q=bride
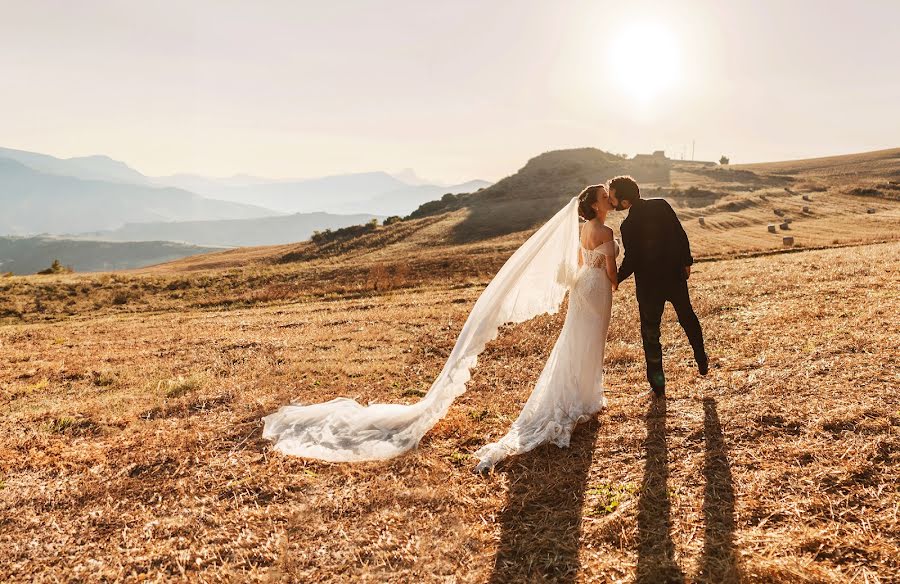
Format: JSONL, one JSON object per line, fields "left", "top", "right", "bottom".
{"left": 262, "top": 184, "right": 619, "bottom": 472}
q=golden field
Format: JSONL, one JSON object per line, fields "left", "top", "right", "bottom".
{"left": 1, "top": 149, "right": 899, "bottom": 582}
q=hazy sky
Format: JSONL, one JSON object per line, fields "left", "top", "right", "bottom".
{"left": 2, "top": 0, "right": 898, "bottom": 183}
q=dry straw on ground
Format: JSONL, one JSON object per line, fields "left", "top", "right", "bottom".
{"left": 1, "top": 241, "right": 898, "bottom": 582}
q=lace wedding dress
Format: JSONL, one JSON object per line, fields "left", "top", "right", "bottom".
{"left": 473, "top": 238, "right": 617, "bottom": 471}
{"left": 262, "top": 196, "right": 617, "bottom": 470}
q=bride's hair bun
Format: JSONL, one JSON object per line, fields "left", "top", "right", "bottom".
{"left": 577, "top": 185, "right": 602, "bottom": 221}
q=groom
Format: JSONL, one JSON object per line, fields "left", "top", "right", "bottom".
{"left": 608, "top": 175, "right": 708, "bottom": 397}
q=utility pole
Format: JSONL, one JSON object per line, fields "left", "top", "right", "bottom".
{"left": 691, "top": 140, "right": 695, "bottom": 161}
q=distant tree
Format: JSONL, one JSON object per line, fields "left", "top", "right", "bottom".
{"left": 719, "top": 155, "right": 730, "bottom": 165}
{"left": 37, "top": 259, "right": 73, "bottom": 275}
{"left": 367, "top": 218, "right": 379, "bottom": 228}
{"left": 383, "top": 216, "right": 402, "bottom": 226}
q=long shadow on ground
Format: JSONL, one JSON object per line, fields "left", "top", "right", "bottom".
{"left": 698, "top": 397, "right": 741, "bottom": 582}
{"left": 488, "top": 416, "right": 601, "bottom": 583}
{"left": 637, "top": 397, "right": 685, "bottom": 584}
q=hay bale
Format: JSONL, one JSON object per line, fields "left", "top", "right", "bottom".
{"left": 802, "top": 194, "right": 811, "bottom": 202}
{"left": 698, "top": 217, "right": 706, "bottom": 226}
{"left": 774, "top": 209, "right": 785, "bottom": 217}
{"left": 780, "top": 222, "right": 790, "bottom": 230}
{"left": 783, "top": 236, "right": 794, "bottom": 247}
{"left": 802, "top": 206, "right": 810, "bottom": 213}
{"left": 768, "top": 224, "right": 777, "bottom": 233}
{"left": 867, "top": 208, "right": 877, "bottom": 214}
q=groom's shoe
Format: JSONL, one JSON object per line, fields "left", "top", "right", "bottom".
{"left": 696, "top": 353, "right": 709, "bottom": 376}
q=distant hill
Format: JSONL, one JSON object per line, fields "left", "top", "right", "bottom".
{"left": 0, "top": 146, "right": 151, "bottom": 184}
{"left": 0, "top": 236, "right": 221, "bottom": 275}
{"left": 153, "top": 172, "right": 491, "bottom": 216}
{"left": 74, "top": 212, "right": 385, "bottom": 248}
{"left": 735, "top": 147, "right": 900, "bottom": 179}
{"left": 405, "top": 148, "right": 668, "bottom": 241}
{"left": 0, "top": 158, "right": 280, "bottom": 235}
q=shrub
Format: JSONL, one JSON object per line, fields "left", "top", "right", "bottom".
{"left": 112, "top": 291, "right": 130, "bottom": 305}
{"left": 37, "top": 259, "right": 73, "bottom": 275}
{"left": 719, "top": 155, "right": 730, "bottom": 165}
{"left": 310, "top": 221, "right": 379, "bottom": 245}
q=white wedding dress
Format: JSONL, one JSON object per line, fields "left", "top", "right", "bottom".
{"left": 262, "top": 196, "right": 618, "bottom": 471}
{"left": 473, "top": 238, "right": 617, "bottom": 471}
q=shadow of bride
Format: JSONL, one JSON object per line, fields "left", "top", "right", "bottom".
{"left": 636, "top": 397, "right": 685, "bottom": 584}
{"left": 697, "top": 397, "right": 741, "bottom": 583}
{"left": 488, "top": 416, "right": 601, "bottom": 583}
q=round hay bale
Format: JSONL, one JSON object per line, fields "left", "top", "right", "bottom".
{"left": 768, "top": 224, "right": 777, "bottom": 233}
{"left": 783, "top": 236, "right": 795, "bottom": 247}
{"left": 802, "top": 194, "right": 811, "bottom": 202}
{"left": 780, "top": 222, "right": 790, "bottom": 230}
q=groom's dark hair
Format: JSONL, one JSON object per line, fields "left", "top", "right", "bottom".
{"left": 608, "top": 175, "right": 640, "bottom": 203}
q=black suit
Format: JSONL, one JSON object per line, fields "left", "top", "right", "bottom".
{"left": 617, "top": 198, "right": 706, "bottom": 390}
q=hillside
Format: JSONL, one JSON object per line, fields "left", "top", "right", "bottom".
{"left": 145, "top": 147, "right": 900, "bottom": 275}
{"left": 0, "top": 158, "right": 280, "bottom": 235}
{"left": 734, "top": 147, "right": 900, "bottom": 179}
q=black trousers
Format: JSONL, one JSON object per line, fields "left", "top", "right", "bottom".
{"left": 635, "top": 277, "right": 706, "bottom": 390}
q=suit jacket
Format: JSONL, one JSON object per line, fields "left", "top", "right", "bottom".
{"left": 616, "top": 198, "right": 693, "bottom": 287}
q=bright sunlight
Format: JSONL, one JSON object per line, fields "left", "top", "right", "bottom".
{"left": 608, "top": 22, "right": 681, "bottom": 105}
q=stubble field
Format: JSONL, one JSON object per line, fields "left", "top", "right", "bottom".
{"left": 2, "top": 237, "right": 898, "bottom": 582}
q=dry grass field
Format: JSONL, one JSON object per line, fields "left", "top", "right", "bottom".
{"left": 1, "top": 149, "right": 899, "bottom": 582}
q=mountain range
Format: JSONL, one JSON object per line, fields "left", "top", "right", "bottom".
{"left": 0, "top": 145, "right": 489, "bottom": 234}
{"left": 0, "top": 145, "right": 489, "bottom": 271}
{"left": 151, "top": 172, "right": 490, "bottom": 216}
{"left": 0, "top": 157, "right": 278, "bottom": 235}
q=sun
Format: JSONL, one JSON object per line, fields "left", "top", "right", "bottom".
{"left": 608, "top": 22, "right": 681, "bottom": 104}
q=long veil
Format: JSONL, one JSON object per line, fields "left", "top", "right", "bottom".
{"left": 262, "top": 196, "right": 580, "bottom": 462}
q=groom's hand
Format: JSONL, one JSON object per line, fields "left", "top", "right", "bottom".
{"left": 684, "top": 265, "right": 691, "bottom": 279}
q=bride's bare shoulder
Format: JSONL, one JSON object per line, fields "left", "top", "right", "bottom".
{"left": 597, "top": 224, "right": 614, "bottom": 243}
{"left": 582, "top": 221, "right": 614, "bottom": 247}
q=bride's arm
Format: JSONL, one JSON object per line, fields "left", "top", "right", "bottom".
{"left": 605, "top": 254, "right": 618, "bottom": 291}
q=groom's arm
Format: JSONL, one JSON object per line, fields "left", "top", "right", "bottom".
{"left": 616, "top": 221, "right": 635, "bottom": 283}
{"left": 664, "top": 201, "right": 693, "bottom": 268}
